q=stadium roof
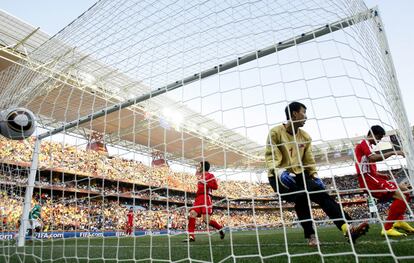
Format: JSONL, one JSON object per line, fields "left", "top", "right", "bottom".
{"left": 0, "top": 10, "right": 263, "bottom": 169}
{"left": 0, "top": 10, "right": 410, "bottom": 170}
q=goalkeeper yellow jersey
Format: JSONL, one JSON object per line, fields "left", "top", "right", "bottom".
{"left": 265, "top": 124, "right": 317, "bottom": 177}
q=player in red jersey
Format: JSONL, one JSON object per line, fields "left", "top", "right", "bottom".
{"left": 125, "top": 207, "right": 134, "bottom": 235}
{"left": 183, "top": 161, "right": 225, "bottom": 242}
{"left": 354, "top": 125, "right": 413, "bottom": 237}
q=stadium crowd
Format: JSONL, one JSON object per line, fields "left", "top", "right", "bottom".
{"left": 0, "top": 137, "right": 393, "bottom": 200}
{"left": 0, "top": 137, "right": 272, "bottom": 198}
{"left": 0, "top": 172, "right": 368, "bottom": 208}
{"left": 2, "top": 191, "right": 402, "bottom": 233}
{"left": 0, "top": 136, "right": 411, "bottom": 234}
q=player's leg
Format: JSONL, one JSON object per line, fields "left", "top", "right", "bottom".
{"left": 294, "top": 193, "right": 316, "bottom": 239}
{"left": 307, "top": 187, "right": 349, "bottom": 228}
{"left": 202, "top": 212, "right": 225, "bottom": 240}
{"left": 305, "top": 177, "right": 369, "bottom": 243}
{"left": 27, "top": 219, "right": 34, "bottom": 238}
{"left": 203, "top": 203, "right": 223, "bottom": 231}
{"left": 293, "top": 175, "right": 319, "bottom": 243}
{"left": 295, "top": 195, "right": 319, "bottom": 247}
{"left": 27, "top": 228, "right": 33, "bottom": 237}
{"left": 382, "top": 194, "right": 408, "bottom": 237}
{"left": 126, "top": 224, "right": 132, "bottom": 235}
{"left": 269, "top": 175, "right": 316, "bottom": 246}
{"left": 386, "top": 182, "right": 414, "bottom": 235}
{"left": 26, "top": 219, "right": 42, "bottom": 242}
{"left": 375, "top": 181, "right": 410, "bottom": 237}
{"left": 34, "top": 226, "right": 42, "bottom": 236}
{"left": 361, "top": 174, "right": 408, "bottom": 236}
{"left": 183, "top": 209, "right": 198, "bottom": 242}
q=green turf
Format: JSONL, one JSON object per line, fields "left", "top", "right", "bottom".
{"left": 1, "top": 225, "right": 413, "bottom": 263}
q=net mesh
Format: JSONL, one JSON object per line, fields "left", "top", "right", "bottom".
{"left": 0, "top": 0, "right": 413, "bottom": 262}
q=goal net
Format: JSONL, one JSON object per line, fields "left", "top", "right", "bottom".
{"left": 0, "top": 0, "right": 413, "bottom": 262}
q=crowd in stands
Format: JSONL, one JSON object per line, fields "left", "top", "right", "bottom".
{"left": 0, "top": 136, "right": 412, "bottom": 234}
{"left": 0, "top": 137, "right": 272, "bottom": 199}
{"left": 0, "top": 172, "right": 368, "bottom": 210}
{"left": 323, "top": 176, "right": 359, "bottom": 190}
{"left": 0, "top": 137, "right": 404, "bottom": 200}
{"left": 3, "top": 191, "right": 409, "bottom": 233}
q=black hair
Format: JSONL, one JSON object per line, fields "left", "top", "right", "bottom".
{"left": 285, "top": 101, "right": 306, "bottom": 120}
{"left": 368, "top": 125, "right": 386, "bottom": 137}
{"left": 200, "top": 161, "right": 210, "bottom": 172}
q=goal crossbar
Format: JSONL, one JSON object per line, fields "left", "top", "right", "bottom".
{"left": 37, "top": 8, "right": 376, "bottom": 140}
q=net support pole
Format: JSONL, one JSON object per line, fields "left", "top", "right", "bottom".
{"left": 36, "top": 8, "right": 374, "bottom": 141}
{"left": 17, "top": 138, "right": 41, "bottom": 247}
{"left": 374, "top": 11, "right": 414, "bottom": 184}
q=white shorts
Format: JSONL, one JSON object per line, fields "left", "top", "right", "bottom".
{"left": 30, "top": 219, "right": 42, "bottom": 229}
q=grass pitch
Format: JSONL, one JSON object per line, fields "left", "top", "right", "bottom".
{"left": 1, "top": 225, "right": 413, "bottom": 263}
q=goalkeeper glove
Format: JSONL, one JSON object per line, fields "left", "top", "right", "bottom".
{"left": 278, "top": 169, "right": 297, "bottom": 189}
{"left": 313, "top": 177, "right": 325, "bottom": 189}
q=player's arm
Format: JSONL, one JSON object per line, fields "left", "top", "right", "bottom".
{"left": 303, "top": 140, "right": 317, "bottom": 178}
{"left": 197, "top": 173, "right": 218, "bottom": 190}
{"left": 303, "top": 140, "right": 325, "bottom": 188}
{"left": 265, "top": 130, "right": 283, "bottom": 175}
{"left": 206, "top": 175, "right": 218, "bottom": 190}
{"left": 265, "top": 130, "right": 300, "bottom": 189}
{"left": 376, "top": 171, "right": 392, "bottom": 179}
{"left": 360, "top": 139, "right": 404, "bottom": 162}
{"left": 368, "top": 150, "right": 404, "bottom": 162}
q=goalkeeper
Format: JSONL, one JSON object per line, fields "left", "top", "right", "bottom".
{"left": 265, "top": 101, "right": 369, "bottom": 246}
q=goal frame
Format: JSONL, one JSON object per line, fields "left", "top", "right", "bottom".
{"left": 15, "top": 7, "right": 414, "bottom": 248}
